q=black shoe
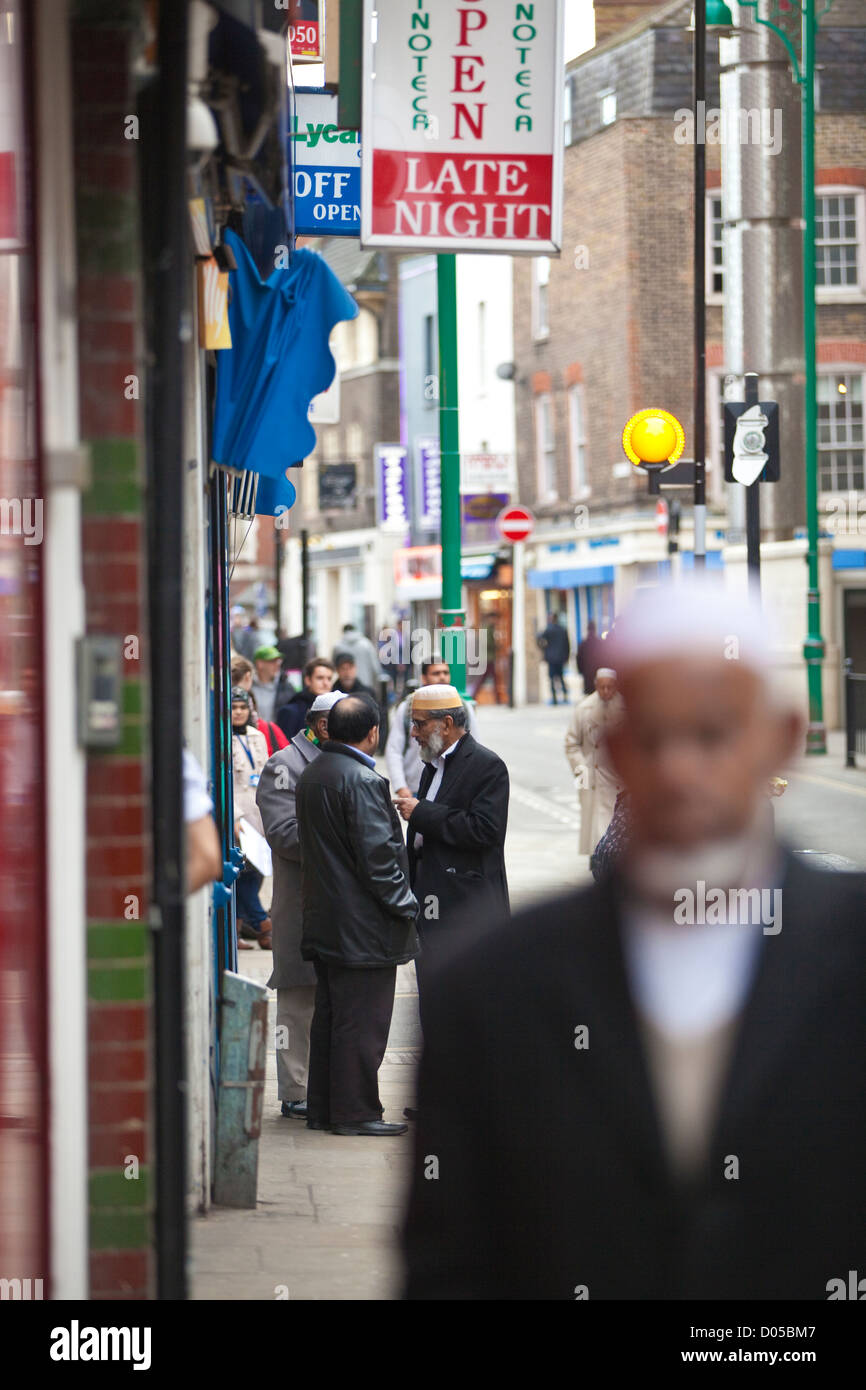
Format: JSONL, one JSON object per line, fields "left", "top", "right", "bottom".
{"left": 332, "top": 1120, "right": 408, "bottom": 1137}
{"left": 281, "top": 1100, "right": 307, "bottom": 1118}
{"left": 306, "top": 1118, "right": 331, "bottom": 1131}
{"left": 403, "top": 1107, "right": 419, "bottom": 1121}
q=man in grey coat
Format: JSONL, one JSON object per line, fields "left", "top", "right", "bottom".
{"left": 256, "top": 690, "right": 347, "bottom": 1119}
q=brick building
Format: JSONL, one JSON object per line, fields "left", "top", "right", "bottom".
{"left": 513, "top": 0, "right": 866, "bottom": 715}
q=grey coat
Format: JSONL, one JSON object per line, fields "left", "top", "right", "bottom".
{"left": 255, "top": 731, "right": 319, "bottom": 990}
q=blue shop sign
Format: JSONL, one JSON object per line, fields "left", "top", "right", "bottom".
{"left": 291, "top": 90, "right": 361, "bottom": 237}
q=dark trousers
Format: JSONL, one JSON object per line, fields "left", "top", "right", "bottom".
{"left": 307, "top": 960, "right": 397, "bottom": 1126}
{"left": 414, "top": 921, "right": 464, "bottom": 1040}
{"left": 236, "top": 864, "right": 267, "bottom": 927}
{"left": 547, "top": 662, "right": 568, "bottom": 702}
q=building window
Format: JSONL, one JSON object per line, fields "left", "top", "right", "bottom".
{"left": 346, "top": 422, "right": 363, "bottom": 459}
{"left": 708, "top": 195, "right": 724, "bottom": 297}
{"left": 815, "top": 190, "right": 864, "bottom": 296}
{"left": 423, "top": 312, "right": 436, "bottom": 406}
{"left": 568, "top": 384, "right": 588, "bottom": 495}
{"left": 599, "top": 89, "right": 616, "bottom": 127}
{"left": 532, "top": 256, "right": 550, "bottom": 340}
{"left": 818, "top": 372, "right": 864, "bottom": 493}
{"left": 564, "top": 76, "right": 574, "bottom": 145}
{"left": 535, "top": 393, "right": 557, "bottom": 500}
{"left": 477, "top": 300, "right": 486, "bottom": 389}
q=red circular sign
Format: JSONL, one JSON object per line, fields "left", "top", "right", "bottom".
{"left": 655, "top": 498, "right": 669, "bottom": 535}
{"left": 497, "top": 505, "right": 535, "bottom": 543}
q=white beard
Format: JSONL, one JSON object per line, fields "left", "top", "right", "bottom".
{"left": 418, "top": 729, "right": 445, "bottom": 764}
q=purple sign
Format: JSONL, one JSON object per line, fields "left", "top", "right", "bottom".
{"left": 375, "top": 443, "right": 410, "bottom": 533}
{"left": 417, "top": 436, "right": 441, "bottom": 531}
{"left": 462, "top": 492, "right": 511, "bottom": 545}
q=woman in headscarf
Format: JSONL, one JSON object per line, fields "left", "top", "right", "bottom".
{"left": 231, "top": 686, "right": 272, "bottom": 950}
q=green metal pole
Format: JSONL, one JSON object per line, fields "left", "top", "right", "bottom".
{"left": 801, "top": 0, "right": 826, "bottom": 753}
{"left": 436, "top": 252, "right": 466, "bottom": 694}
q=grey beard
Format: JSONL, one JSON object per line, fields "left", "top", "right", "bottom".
{"left": 418, "top": 729, "right": 445, "bottom": 763}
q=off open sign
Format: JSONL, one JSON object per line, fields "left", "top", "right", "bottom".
{"left": 291, "top": 92, "right": 362, "bottom": 237}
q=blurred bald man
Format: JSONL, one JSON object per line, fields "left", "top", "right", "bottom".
{"left": 403, "top": 580, "right": 866, "bottom": 1299}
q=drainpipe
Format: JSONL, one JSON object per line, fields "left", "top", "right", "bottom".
{"left": 140, "top": 0, "right": 189, "bottom": 1300}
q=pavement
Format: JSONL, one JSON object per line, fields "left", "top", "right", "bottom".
{"left": 189, "top": 697, "right": 866, "bottom": 1300}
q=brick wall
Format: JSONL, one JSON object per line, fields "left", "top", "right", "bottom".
{"left": 72, "top": 6, "right": 153, "bottom": 1300}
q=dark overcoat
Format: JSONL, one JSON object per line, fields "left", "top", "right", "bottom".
{"left": 407, "top": 733, "right": 509, "bottom": 927}
{"left": 255, "top": 730, "right": 318, "bottom": 990}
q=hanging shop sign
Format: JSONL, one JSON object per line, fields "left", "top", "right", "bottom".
{"left": 375, "top": 443, "right": 410, "bottom": 533}
{"left": 291, "top": 90, "right": 361, "bottom": 236}
{"left": 461, "top": 452, "right": 514, "bottom": 494}
{"left": 463, "top": 492, "right": 511, "bottom": 546}
{"left": 417, "top": 435, "right": 441, "bottom": 530}
{"left": 309, "top": 370, "right": 340, "bottom": 425}
{"left": 289, "top": 0, "right": 324, "bottom": 63}
{"left": 319, "top": 462, "right": 357, "bottom": 511}
{"left": 361, "top": 0, "right": 564, "bottom": 253}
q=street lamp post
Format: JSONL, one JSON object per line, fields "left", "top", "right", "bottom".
{"left": 734, "top": 0, "right": 830, "bottom": 754}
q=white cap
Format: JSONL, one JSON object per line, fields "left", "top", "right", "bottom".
{"left": 309, "top": 691, "right": 348, "bottom": 714}
{"left": 596, "top": 667, "right": 617, "bottom": 679}
{"left": 608, "top": 578, "right": 775, "bottom": 679}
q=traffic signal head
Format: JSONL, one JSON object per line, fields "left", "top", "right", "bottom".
{"left": 622, "top": 409, "right": 686, "bottom": 469}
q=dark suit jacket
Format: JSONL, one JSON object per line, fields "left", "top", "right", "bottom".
{"left": 403, "top": 852, "right": 866, "bottom": 1299}
{"left": 407, "top": 733, "right": 509, "bottom": 927}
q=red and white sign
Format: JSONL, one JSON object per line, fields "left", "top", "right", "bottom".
{"left": 655, "top": 498, "right": 669, "bottom": 535}
{"left": 497, "top": 505, "right": 535, "bottom": 543}
{"left": 289, "top": 1, "right": 323, "bottom": 63}
{"left": 361, "top": 0, "right": 564, "bottom": 253}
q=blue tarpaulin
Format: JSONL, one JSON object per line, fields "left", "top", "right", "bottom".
{"left": 213, "top": 228, "right": 358, "bottom": 493}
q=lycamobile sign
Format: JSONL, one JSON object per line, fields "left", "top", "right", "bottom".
{"left": 361, "top": 0, "right": 564, "bottom": 253}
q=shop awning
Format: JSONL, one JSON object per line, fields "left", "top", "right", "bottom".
{"left": 528, "top": 563, "right": 615, "bottom": 589}
{"left": 213, "top": 228, "right": 358, "bottom": 483}
{"left": 461, "top": 553, "right": 498, "bottom": 581}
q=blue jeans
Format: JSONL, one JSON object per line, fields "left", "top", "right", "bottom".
{"left": 236, "top": 864, "right": 267, "bottom": 928}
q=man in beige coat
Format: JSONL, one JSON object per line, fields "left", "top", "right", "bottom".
{"left": 565, "top": 668, "right": 626, "bottom": 854}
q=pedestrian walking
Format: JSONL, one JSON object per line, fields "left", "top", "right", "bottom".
{"left": 394, "top": 684, "right": 509, "bottom": 1048}
{"left": 332, "top": 621, "right": 383, "bottom": 695}
{"left": 251, "top": 644, "right": 293, "bottom": 722}
{"left": 275, "top": 657, "right": 334, "bottom": 739}
{"left": 565, "top": 668, "right": 625, "bottom": 854}
{"left": 256, "top": 691, "right": 347, "bottom": 1119}
{"left": 230, "top": 686, "right": 271, "bottom": 950}
{"left": 233, "top": 654, "right": 288, "bottom": 755}
{"left": 537, "top": 612, "right": 571, "bottom": 704}
{"left": 385, "top": 656, "right": 479, "bottom": 797}
{"left": 403, "top": 580, "right": 866, "bottom": 1300}
{"left": 297, "top": 693, "right": 418, "bottom": 1136}
{"left": 576, "top": 618, "right": 604, "bottom": 696}
{"left": 332, "top": 655, "right": 375, "bottom": 698}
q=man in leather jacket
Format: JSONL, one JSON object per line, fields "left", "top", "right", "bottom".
{"left": 296, "top": 693, "right": 418, "bottom": 1137}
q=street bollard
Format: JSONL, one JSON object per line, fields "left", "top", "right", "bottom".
{"left": 213, "top": 970, "right": 269, "bottom": 1208}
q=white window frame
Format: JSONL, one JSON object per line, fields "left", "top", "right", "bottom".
{"left": 815, "top": 187, "right": 866, "bottom": 302}
{"left": 706, "top": 193, "right": 724, "bottom": 303}
{"left": 817, "top": 366, "right": 865, "bottom": 497}
{"left": 564, "top": 76, "right": 574, "bottom": 146}
{"left": 568, "top": 383, "right": 589, "bottom": 498}
{"left": 535, "top": 393, "right": 557, "bottom": 502}
{"left": 599, "top": 89, "right": 616, "bottom": 127}
{"left": 531, "top": 256, "right": 550, "bottom": 341}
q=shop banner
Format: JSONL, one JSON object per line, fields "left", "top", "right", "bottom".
{"left": 417, "top": 435, "right": 441, "bottom": 530}
{"left": 361, "top": 0, "right": 564, "bottom": 252}
{"left": 461, "top": 452, "right": 515, "bottom": 494}
{"left": 375, "top": 444, "right": 410, "bottom": 533}
{"left": 291, "top": 91, "right": 361, "bottom": 236}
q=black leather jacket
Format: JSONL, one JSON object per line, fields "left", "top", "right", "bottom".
{"left": 297, "top": 742, "right": 419, "bottom": 967}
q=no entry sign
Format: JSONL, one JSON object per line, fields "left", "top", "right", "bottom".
{"left": 497, "top": 505, "right": 534, "bottom": 543}
{"left": 361, "top": 0, "right": 564, "bottom": 253}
